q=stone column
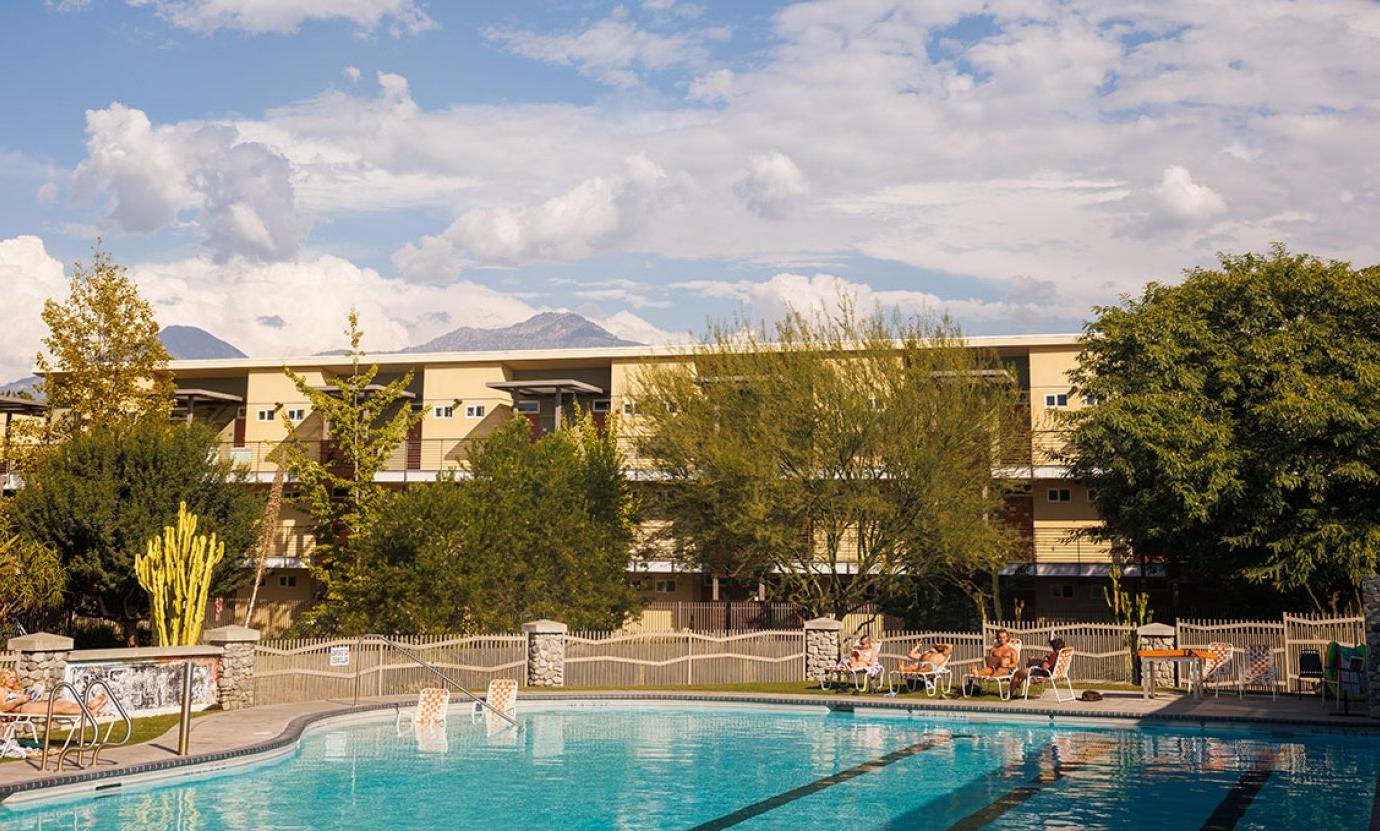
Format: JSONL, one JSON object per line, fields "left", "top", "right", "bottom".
{"left": 1363, "top": 576, "right": 1380, "bottom": 718}
{"left": 523, "top": 620, "right": 568, "bottom": 687}
{"left": 804, "top": 618, "right": 843, "bottom": 681}
{"left": 1136, "top": 622, "right": 1177, "bottom": 689}
{"left": 204, "top": 625, "right": 261, "bottom": 710}
{"left": 6, "top": 632, "right": 73, "bottom": 691}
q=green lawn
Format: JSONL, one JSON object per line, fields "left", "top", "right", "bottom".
{"left": 1, "top": 710, "right": 212, "bottom": 764}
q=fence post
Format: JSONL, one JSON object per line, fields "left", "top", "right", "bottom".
{"left": 803, "top": 618, "right": 842, "bottom": 681}
{"left": 1363, "top": 576, "right": 1380, "bottom": 718}
{"left": 204, "top": 625, "right": 260, "bottom": 710}
{"left": 5, "top": 632, "right": 73, "bottom": 692}
{"left": 686, "top": 633, "right": 693, "bottom": 685}
{"left": 523, "top": 620, "right": 568, "bottom": 687}
{"left": 1136, "top": 622, "right": 1176, "bottom": 689}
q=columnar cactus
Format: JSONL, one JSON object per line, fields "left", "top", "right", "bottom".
{"left": 135, "top": 502, "right": 225, "bottom": 646}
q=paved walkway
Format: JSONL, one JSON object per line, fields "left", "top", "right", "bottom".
{"left": 1, "top": 689, "right": 1373, "bottom": 801}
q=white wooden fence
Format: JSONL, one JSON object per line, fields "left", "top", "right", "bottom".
{"left": 1177, "top": 614, "right": 1363, "bottom": 692}
{"left": 564, "top": 630, "right": 804, "bottom": 687}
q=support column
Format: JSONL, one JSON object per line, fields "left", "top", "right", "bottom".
{"left": 1136, "top": 622, "right": 1176, "bottom": 689}
{"left": 803, "top": 617, "right": 842, "bottom": 681}
{"left": 1363, "top": 576, "right": 1380, "bottom": 718}
{"left": 6, "top": 632, "right": 73, "bottom": 691}
{"left": 523, "top": 619, "right": 568, "bottom": 687}
{"left": 204, "top": 625, "right": 261, "bottom": 710}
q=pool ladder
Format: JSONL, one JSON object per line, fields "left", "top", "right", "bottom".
{"left": 353, "top": 634, "right": 522, "bottom": 731}
{"left": 38, "top": 680, "right": 133, "bottom": 772}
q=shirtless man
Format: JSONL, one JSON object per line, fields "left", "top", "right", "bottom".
{"left": 971, "top": 629, "right": 1018, "bottom": 677}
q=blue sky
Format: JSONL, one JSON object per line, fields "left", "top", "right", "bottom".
{"left": 1, "top": 0, "right": 1377, "bottom": 378}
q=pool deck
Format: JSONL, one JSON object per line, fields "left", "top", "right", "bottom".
{"left": 2, "top": 689, "right": 1375, "bottom": 804}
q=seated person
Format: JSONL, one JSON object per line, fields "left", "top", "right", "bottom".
{"left": 846, "top": 636, "right": 880, "bottom": 670}
{"left": 900, "top": 643, "right": 953, "bottom": 673}
{"left": 970, "top": 629, "right": 1019, "bottom": 677}
{"left": 0, "top": 670, "right": 107, "bottom": 716}
{"left": 1014, "top": 638, "right": 1066, "bottom": 686}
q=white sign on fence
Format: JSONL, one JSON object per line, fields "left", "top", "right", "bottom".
{"left": 329, "top": 645, "right": 350, "bottom": 667}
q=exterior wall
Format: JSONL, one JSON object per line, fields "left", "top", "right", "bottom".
{"left": 1031, "top": 480, "right": 1111, "bottom": 563}
{"left": 419, "top": 363, "right": 513, "bottom": 463}
{"left": 1027, "top": 346, "right": 1084, "bottom": 465}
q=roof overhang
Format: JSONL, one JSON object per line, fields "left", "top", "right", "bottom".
{"left": 313, "top": 383, "right": 416, "bottom": 400}
{"left": 0, "top": 395, "right": 48, "bottom": 415}
{"left": 173, "top": 388, "right": 244, "bottom": 403}
{"left": 487, "top": 379, "right": 604, "bottom": 396}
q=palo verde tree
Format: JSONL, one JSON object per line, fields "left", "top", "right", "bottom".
{"left": 10, "top": 421, "right": 259, "bottom": 644}
{"left": 1066, "top": 247, "right": 1380, "bottom": 613}
{"left": 633, "top": 304, "right": 1022, "bottom": 620}
{"left": 281, "top": 310, "right": 424, "bottom": 612}
{"left": 313, "top": 412, "right": 639, "bottom": 635}
{"left": 34, "top": 244, "right": 173, "bottom": 438}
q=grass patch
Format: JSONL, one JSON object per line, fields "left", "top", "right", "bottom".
{"left": 2, "top": 710, "right": 214, "bottom": 764}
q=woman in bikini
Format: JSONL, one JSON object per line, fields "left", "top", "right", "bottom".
{"left": 0, "top": 670, "right": 107, "bottom": 716}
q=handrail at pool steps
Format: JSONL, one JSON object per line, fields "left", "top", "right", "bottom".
{"left": 38, "top": 680, "right": 133, "bottom": 772}
{"left": 352, "top": 634, "right": 521, "bottom": 730}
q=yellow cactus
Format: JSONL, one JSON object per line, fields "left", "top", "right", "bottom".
{"left": 135, "top": 502, "right": 225, "bottom": 646}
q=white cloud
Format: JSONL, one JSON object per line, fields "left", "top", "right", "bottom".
{"left": 0, "top": 236, "right": 68, "bottom": 381}
{"left": 343, "top": 65, "right": 362, "bottom": 82}
{"left": 35, "top": 183, "right": 59, "bottom": 206}
{"left": 1152, "top": 165, "right": 1228, "bottom": 222}
{"left": 126, "top": 0, "right": 435, "bottom": 35}
{"left": 392, "top": 155, "right": 674, "bottom": 280}
{"left": 733, "top": 152, "right": 809, "bottom": 219}
{"left": 687, "top": 68, "right": 733, "bottom": 102}
{"left": 589, "top": 309, "right": 680, "bottom": 344}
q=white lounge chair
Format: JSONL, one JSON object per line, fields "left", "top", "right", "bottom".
{"left": 396, "top": 687, "right": 451, "bottom": 731}
{"left": 1237, "top": 645, "right": 1277, "bottom": 700}
{"left": 963, "top": 639, "right": 1021, "bottom": 700}
{"left": 1021, "top": 647, "right": 1077, "bottom": 702}
{"left": 473, "top": 679, "right": 518, "bottom": 721}
{"left": 888, "top": 656, "right": 953, "bottom": 696}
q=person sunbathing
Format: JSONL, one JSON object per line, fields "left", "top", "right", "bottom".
{"left": 846, "top": 636, "right": 880, "bottom": 670}
{"left": 0, "top": 671, "right": 107, "bottom": 716}
{"left": 900, "top": 643, "right": 953, "bottom": 673}
{"left": 971, "top": 629, "right": 1018, "bottom": 677}
{"left": 1014, "top": 638, "right": 1066, "bottom": 686}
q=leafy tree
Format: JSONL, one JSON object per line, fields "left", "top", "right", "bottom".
{"left": 9, "top": 422, "right": 260, "bottom": 643}
{"left": 0, "top": 532, "right": 65, "bottom": 639}
{"left": 315, "top": 413, "right": 639, "bottom": 635}
{"left": 632, "top": 306, "right": 1022, "bottom": 619}
{"left": 281, "top": 310, "right": 423, "bottom": 612}
{"left": 34, "top": 245, "right": 173, "bottom": 437}
{"left": 1067, "top": 247, "right": 1380, "bottom": 611}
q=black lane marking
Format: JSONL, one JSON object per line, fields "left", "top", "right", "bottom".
{"left": 685, "top": 734, "right": 957, "bottom": 831}
{"left": 940, "top": 738, "right": 1120, "bottom": 831}
{"left": 1200, "top": 752, "right": 1276, "bottom": 831}
{"left": 1371, "top": 769, "right": 1380, "bottom": 831}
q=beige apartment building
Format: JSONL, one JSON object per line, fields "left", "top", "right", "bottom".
{"left": 108, "top": 333, "right": 1130, "bottom": 631}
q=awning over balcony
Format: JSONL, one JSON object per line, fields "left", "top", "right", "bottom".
{"left": 0, "top": 394, "right": 47, "bottom": 416}
{"left": 313, "top": 383, "right": 417, "bottom": 399}
{"left": 485, "top": 379, "right": 604, "bottom": 396}
{"left": 173, "top": 388, "right": 244, "bottom": 404}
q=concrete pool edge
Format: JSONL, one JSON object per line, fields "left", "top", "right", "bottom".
{"left": 3, "top": 691, "right": 1377, "bottom": 807}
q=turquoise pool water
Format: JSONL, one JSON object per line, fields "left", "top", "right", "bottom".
{"left": 4, "top": 704, "right": 1377, "bottom": 830}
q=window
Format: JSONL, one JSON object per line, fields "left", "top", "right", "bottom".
{"left": 256, "top": 408, "right": 275, "bottom": 422}
{"left": 285, "top": 408, "right": 306, "bottom": 422}
{"left": 465, "top": 404, "right": 486, "bottom": 418}
{"left": 1047, "top": 488, "right": 1072, "bottom": 503}
{"left": 1049, "top": 584, "right": 1075, "bottom": 599}
{"left": 516, "top": 401, "right": 539, "bottom": 414}
{"left": 278, "top": 575, "right": 297, "bottom": 589}
{"left": 622, "top": 401, "right": 636, "bottom": 415}
{"left": 434, "top": 405, "right": 454, "bottom": 419}
{"left": 654, "top": 579, "right": 677, "bottom": 594}
{"left": 592, "top": 399, "right": 611, "bottom": 414}
{"left": 1044, "top": 393, "right": 1069, "bottom": 408}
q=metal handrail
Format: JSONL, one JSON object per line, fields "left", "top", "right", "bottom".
{"left": 353, "top": 634, "right": 521, "bottom": 730}
{"left": 38, "top": 682, "right": 96, "bottom": 772}
{"left": 82, "top": 679, "right": 134, "bottom": 767}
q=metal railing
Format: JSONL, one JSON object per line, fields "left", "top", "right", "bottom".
{"left": 353, "top": 635, "right": 520, "bottom": 729}
{"left": 38, "top": 679, "right": 133, "bottom": 772}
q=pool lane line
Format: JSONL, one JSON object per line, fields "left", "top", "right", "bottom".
{"left": 939, "top": 736, "right": 1123, "bottom": 831}
{"left": 1372, "top": 768, "right": 1380, "bottom": 831}
{"left": 684, "top": 733, "right": 959, "bottom": 831}
{"left": 1199, "top": 750, "right": 1277, "bottom": 831}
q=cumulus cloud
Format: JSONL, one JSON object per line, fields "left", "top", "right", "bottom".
{"left": 733, "top": 152, "right": 809, "bottom": 219}
{"left": 1151, "top": 165, "right": 1228, "bottom": 222}
{"left": 687, "top": 68, "right": 733, "bottom": 102}
{"left": 0, "top": 236, "right": 69, "bottom": 381}
{"left": 393, "top": 155, "right": 674, "bottom": 281}
{"left": 589, "top": 309, "right": 679, "bottom": 344}
{"left": 125, "top": 0, "right": 435, "bottom": 35}
{"left": 343, "top": 65, "right": 362, "bottom": 82}
{"left": 73, "top": 103, "right": 305, "bottom": 260}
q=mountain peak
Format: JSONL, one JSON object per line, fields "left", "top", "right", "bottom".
{"left": 159, "top": 325, "right": 247, "bottom": 360}
{"left": 405, "top": 312, "right": 641, "bottom": 353}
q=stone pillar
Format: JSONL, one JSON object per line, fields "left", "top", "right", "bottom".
{"left": 1136, "top": 622, "right": 1177, "bottom": 688}
{"left": 204, "top": 625, "right": 261, "bottom": 710}
{"left": 523, "top": 620, "right": 567, "bottom": 687}
{"left": 804, "top": 618, "right": 843, "bottom": 681}
{"left": 1363, "top": 576, "right": 1380, "bottom": 718}
{"left": 6, "top": 632, "right": 73, "bottom": 691}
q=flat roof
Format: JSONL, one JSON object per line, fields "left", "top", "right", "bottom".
{"left": 488, "top": 379, "right": 604, "bottom": 396}
{"left": 173, "top": 388, "right": 244, "bottom": 403}
{"left": 0, "top": 394, "right": 48, "bottom": 414}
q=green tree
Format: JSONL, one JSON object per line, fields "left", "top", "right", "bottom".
{"left": 34, "top": 244, "right": 173, "bottom": 437}
{"left": 632, "top": 306, "right": 1021, "bottom": 619}
{"left": 0, "top": 532, "right": 65, "bottom": 639}
{"left": 316, "top": 413, "right": 639, "bottom": 635}
{"left": 281, "top": 310, "right": 424, "bottom": 612}
{"left": 1067, "top": 247, "right": 1380, "bottom": 611}
{"left": 10, "top": 422, "right": 260, "bottom": 643}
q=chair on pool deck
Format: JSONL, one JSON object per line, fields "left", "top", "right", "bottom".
{"left": 1201, "top": 642, "right": 1236, "bottom": 697}
{"left": 1295, "top": 649, "right": 1325, "bottom": 699}
{"left": 1236, "top": 645, "right": 1277, "bottom": 700}
{"left": 888, "top": 656, "right": 953, "bottom": 697}
{"left": 1021, "top": 647, "right": 1077, "bottom": 702}
{"left": 396, "top": 687, "right": 451, "bottom": 732}
{"left": 962, "top": 639, "right": 1021, "bottom": 700}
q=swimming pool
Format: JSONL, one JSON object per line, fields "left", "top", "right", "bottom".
{"left": 3, "top": 702, "right": 1377, "bottom": 829}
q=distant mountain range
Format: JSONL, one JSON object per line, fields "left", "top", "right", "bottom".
{"left": 405, "top": 312, "right": 640, "bottom": 352}
{"left": 159, "top": 325, "right": 247, "bottom": 360}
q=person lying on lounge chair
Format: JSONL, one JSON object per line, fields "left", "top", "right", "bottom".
{"left": 1013, "top": 638, "right": 1066, "bottom": 687}
{"left": 970, "top": 629, "right": 1018, "bottom": 677}
{"left": 900, "top": 643, "right": 953, "bottom": 673}
{"left": 0, "top": 671, "right": 107, "bottom": 716}
{"left": 846, "top": 636, "right": 880, "bottom": 670}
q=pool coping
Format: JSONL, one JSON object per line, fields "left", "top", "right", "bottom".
{"left": 3, "top": 690, "right": 1377, "bottom": 807}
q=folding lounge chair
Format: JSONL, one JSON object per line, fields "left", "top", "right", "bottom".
{"left": 963, "top": 639, "right": 1021, "bottom": 700}
{"left": 888, "top": 659, "right": 952, "bottom": 696}
{"left": 396, "top": 687, "right": 451, "bottom": 731}
{"left": 1021, "top": 647, "right": 1077, "bottom": 702}
{"left": 1237, "top": 645, "right": 1277, "bottom": 700}
{"left": 473, "top": 679, "right": 518, "bottom": 720}
{"left": 1201, "top": 642, "right": 1235, "bottom": 697}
